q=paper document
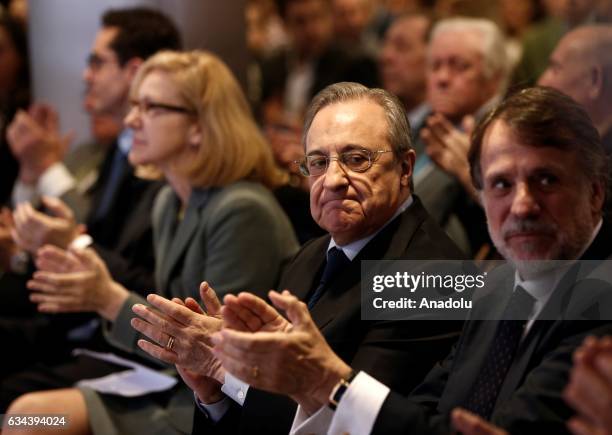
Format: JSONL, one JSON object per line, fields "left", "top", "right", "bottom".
{"left": 73, "top": 349, "right": 177, "bottom": 397}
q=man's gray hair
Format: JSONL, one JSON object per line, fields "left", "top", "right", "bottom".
{"left": 302, "top": 82, "right": 413, "bottom": 159}
{"left": 430, "top": 17, "right": 509, "bottom": 85}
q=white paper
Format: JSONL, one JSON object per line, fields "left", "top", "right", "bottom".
{"left": 72, "top": 349, "right": 178, "bottom": 397}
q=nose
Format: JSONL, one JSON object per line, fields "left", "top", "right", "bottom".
{"left": 82, "top": 65, "right": 94, "bottom": 83}
{"left": 432, "top": 65, "right": 451, "bottom": 88}
{"left": 510, "top": 182, "right": 541, "bottom": 218}
{"left": 322, "top": 157, "right": 349, "bottom": 191}
{"left": 380, "top": 45, "right": 393, "bottom": 66}
{"left": 537, "top": 69, "right": 551, "bottom": 86}
{"left": 124, "top": 105, "right": 141, "bottom": 129}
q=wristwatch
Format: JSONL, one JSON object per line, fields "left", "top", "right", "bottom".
{"left": 10, "top": 250, "right": 29, "bottom": 275}
{"left": 328, "top": 370, "right": 357, "bottom": 410}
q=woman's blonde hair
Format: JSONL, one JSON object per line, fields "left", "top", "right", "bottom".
{"left": 130, "top": 50, "right": 286, "bottom": 188}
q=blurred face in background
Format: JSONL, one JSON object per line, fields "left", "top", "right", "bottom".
{"left": 332, "top": 0, "right": 372, "bottom": 43}
{"left": 426, "top": 29, "right": 497, "bottom": 122}
{"left": 82, "top": 27, "right": 136, "bottom": 118}
{"left": 500, "top": 0, "right": 538, "bottom": 36}
{"left": 285, "top": 0, "right": 333, "bottom": 58}
{"left": 380, "top": 15, "right": 428, "bottom": 108}
{"left": 538, "top": 31, "right": 591, "bottom": 108}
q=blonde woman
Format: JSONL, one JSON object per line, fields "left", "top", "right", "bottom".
{"left": 5, "top": 51, "right": 298, "bottom": 435}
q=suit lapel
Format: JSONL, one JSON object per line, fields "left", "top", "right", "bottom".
{"left": 310, "top": 198, "right": 429, "bottom": 330}
{"left": 158, "top": 189, "right": 211, "bottom": 292}
{"left": 494, "top": 223, "right": 612, "bottom": 409}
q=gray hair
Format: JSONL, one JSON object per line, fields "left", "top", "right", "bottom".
{"left": 302, "top": 82, "right": 413, "bottom": 159}
{"left": 430, "top": 17, "right": 509, "bottom": 87}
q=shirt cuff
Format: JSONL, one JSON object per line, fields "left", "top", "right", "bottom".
{"left": 221, "top": 372, "right": 249, "bottom": 406}
{"left": 290, "top": 405, "right": 335, "bottom": 435}
{"left": 38, "top": 163, "right": 75, "bottom": 198}
{"left": 12, "top": 180, "right": 35, "bottom": 205}
{"left": 194, "top": 392, "right": 232, "bottom": 423}
{"left": 328, "top": 371, "right": 390, "bottom": 435}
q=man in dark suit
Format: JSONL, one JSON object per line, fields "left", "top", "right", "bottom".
{"left": 210, "top": 87, "right": 612, "bottom": 435}
{"left": 0, "top": 7, "right": 180, "bottom": 391}
{"left": 129, "top": 82, "right": 464, "bottom": 434}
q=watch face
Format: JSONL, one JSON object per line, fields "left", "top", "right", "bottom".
{"left": 10, "top": 250, "right": 29, "bottom": 274}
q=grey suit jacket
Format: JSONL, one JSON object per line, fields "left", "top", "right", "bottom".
{"left": 93, "top": 181, "right": 298, "bottom": 434}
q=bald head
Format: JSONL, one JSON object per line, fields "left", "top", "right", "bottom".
{"left": 538, "top": 25, "right": 612, "bottom": 135}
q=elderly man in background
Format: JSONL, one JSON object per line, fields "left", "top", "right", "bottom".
{"left": 429, "top": 24, "right": 612, "bottom": 217}
{"left": 416, "top": 17, "right": 509, "bottom": 255}
{"left": 210, "top": 87, "right": 612, "bottom": 435}
{"left": 131, "top": 82, "right": 465, "bottom": 435}
{"left": 538, "top": 25, "right": 612, "bottom": 153}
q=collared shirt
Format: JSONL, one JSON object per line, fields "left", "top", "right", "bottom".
{"left": 290, "top": 219, "right": 604, "bottom": 435}
{"left": 197, "top": 195, "right": 415, "bottom": 421}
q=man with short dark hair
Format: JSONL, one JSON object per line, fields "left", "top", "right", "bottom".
{"left": 211, "top": 87, "right": 612, "bottom": 435}
{"left": 379, "top": 13, "right": 431, "bottom": 132}
{"left": 0, "top": 5, "right": 181, "bottom": 401}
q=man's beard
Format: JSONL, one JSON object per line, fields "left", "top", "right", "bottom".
{"left": 490, "top": 216, "right": 593, "bottom": 280}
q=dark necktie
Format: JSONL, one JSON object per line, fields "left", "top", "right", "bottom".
{"left": 93, "top": 148, "right": 128, "bottom": 221}
{"left": 307, "top": 247, "right": 351, "bottom": 309}
{"left": 462, "top": 285, "right": 536, "bottom": 419}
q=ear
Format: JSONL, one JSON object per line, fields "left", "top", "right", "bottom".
{"left": 587, "top": 64, "right": 604, "bottom": 100}
{"left": 122, "top": 57, "right": 144, "bottom": 81}
{"left": 399, "top": 149, "right": 416, "bottom": 188}
{"left": 188, "top": 123, "right": 203, "bottom": 149}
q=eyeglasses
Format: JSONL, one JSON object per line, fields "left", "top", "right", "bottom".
{"left": 129, "top": 99, "right": 196, "bottom": 117}
{"left": 296, "top": 149, "right": 393, "bottom": 177}
{"left": 86, "top": 53, "right": 117, "bottom": 71}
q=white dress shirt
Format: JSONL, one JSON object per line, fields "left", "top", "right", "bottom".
{"left": 197, "top": 196, "right": 414, "bottom": 422}
{"left": 290, "top": 220, "right": 603, "bottom": 434}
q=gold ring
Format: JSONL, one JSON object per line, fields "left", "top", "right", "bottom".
{"left": 166, "top": 336, "right": 176, "bottom": 351}
{"left": 251, "top": 365, "right": 259, "bottom": 379}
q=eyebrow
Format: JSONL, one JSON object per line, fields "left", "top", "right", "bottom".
{"left": 306, "top": 144, "right": 367, "bottom": 156}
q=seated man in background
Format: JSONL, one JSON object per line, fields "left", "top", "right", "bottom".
{"left": 417, "top": 16, "right": 510, "bottom": 255}
{"left": 210, "top": 87, "right": 612, "bottom": 435}
{"left": 427, "top": 25, "right": 612, "bottom": 216}
{"left": 131, "top": 82, "right": 465, "bottom": 435}
{"left": 260, "top": 0, "right": 379, "bottom": 182}
{"left": 0, "top": 7, "right": 180, "bottom": 381}
{"left": 378, "top": 12, "right": 431, "bottom": 142}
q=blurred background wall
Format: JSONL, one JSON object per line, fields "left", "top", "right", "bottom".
{"left": 28, "top": 0, "right": 247, "bottom": 146}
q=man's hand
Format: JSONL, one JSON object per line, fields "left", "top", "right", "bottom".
{"left": 131, "top": 282, "right": 226, "bottom": 386}
{"left": 212, "top": 290, "right": 352, "bottom": 415}
{"left": 222, "top": 290, "right": 292, "bottom": 333}
{"left": 6, "top": 103, "right": 72, "bottom": 184}
{"left": 12, "top": 197, "right": 81, "bottom": 254}
{"left": 564, "top": 336, "right": 612, "bottom": 435}
{"left": 451, "top": 408, "right": 509, "bottom": 435}
{"left": 422, "top": 113, "right": 478, "bottom": 201}
{"left": 27, "top": 245, "right": 128, "bottom": 321}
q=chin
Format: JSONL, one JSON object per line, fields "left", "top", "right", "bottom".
{"left": 499, "top": 241, "right": 566, "bottom": 279}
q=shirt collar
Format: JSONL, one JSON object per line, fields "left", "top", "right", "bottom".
{"left": 327, "top": 195, "right": 413, "bottom": 261}
{"left": 117, "top": 128, "right": 133, "bottom": 155}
